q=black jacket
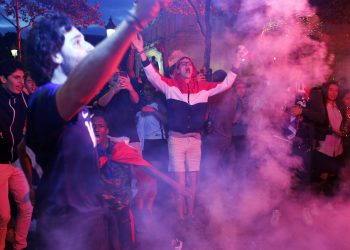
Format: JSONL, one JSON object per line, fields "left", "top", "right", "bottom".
{"left": 0, "top": 85, "right": 28, "bottom": 163}
{"left": 296, "top": 86, "right": 329, "bottom": 150}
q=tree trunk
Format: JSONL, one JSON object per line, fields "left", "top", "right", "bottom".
{"left": 16, "top": 29, "right": 22, "bottom": 61}
{"left": 14, "top": 0, "right": 22, "bottom": 61}
{"left": 203, "top": 0, "right": 212, "bottom": 69}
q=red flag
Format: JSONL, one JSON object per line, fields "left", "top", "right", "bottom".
{"left": 111, "top": 141, "right": 152, "bottom": 167}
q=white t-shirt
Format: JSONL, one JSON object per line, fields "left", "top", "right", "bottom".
{"left": 136, "top": 102, "right": 166, "bottom": 149}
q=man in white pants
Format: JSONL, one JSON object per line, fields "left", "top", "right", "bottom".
{"left": 133, "top": 35, "right": 248, "bottom": 222}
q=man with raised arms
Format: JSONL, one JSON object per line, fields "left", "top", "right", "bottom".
{"left": 133, "top": 35, "right": 248, "bottom": 222}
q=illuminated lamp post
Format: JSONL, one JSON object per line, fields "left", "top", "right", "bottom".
{"left": 105, "top": 16, "right": 116, "bottom": 37}
{"left": 11, "top": 45, "right": 18, "bottom": 59}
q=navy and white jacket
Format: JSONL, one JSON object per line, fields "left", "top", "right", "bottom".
{"left": 142, "top": 58, "right": 238, "bottom": 134}
{"left": 0, "top": 85, "right": 28, "bottom": 163}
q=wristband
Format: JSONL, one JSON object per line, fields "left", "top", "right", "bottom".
{"left": 142, "top": 58, "right": 151, "bottom": 67}
{"left": 231, "top": 66, "right": 239, "bottom": 74}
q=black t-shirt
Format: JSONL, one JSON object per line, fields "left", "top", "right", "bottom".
{"left": 208, "top": 87, "right": 237, "bottom": 138}
{"left": 95, "top": 83, "right": 140, "bottom": 142}
{"left": 27, "top": 83, "right": 103, "bottom": 212}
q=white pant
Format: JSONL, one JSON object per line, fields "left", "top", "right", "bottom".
{"left": 168, "top": 135, "right": 202, "bottom": 172}
{"left": 0, "top": 163, "right": 33, "bottom": 250}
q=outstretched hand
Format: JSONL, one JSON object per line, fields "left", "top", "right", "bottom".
{"left": 132, "top": 33, "right": 144, "bottom": 53}
{"left": 133, "top": 0, "right": 164, "bottom": 28}
{"left": 236, "top": 45, "right": 249, "bottom": 61}
{"left": 232, "top": 45, "right": 249, "bottom": 68}
{"left": 118, "top": 75, "right": 133, "bottom": 91}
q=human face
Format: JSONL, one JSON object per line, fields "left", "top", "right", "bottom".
{"left": 92, "top": 116, "right": 109, "bottom": 145}
{"left": 143, "top": 84, "right": 155, "bottom": 102}
{"left": 177, "top": 58, "right": 193, "bottom": 81}
{"left": 59, "top": 27, "right": 94, "bottom": 76}
{"left": 327, "top": 84, "right": 338, "bottom": 102}
{"left": 1, "top": 69, "right": 25, "bottom": 94}
{"left": 24, "top": 75, "right": 37, "bottom": 94}
{"left": 343, "top": 92, "right": 350, "bottom": 107}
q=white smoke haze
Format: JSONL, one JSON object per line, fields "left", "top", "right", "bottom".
{"left": 110, "top": 1, "right": 349, "bottom": 250}
{"left": 169, "top": 0, "right": 350, "bottom": 249}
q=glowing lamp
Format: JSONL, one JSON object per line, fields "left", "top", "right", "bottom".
{"left": 105, "top": 16, "right": 116, "bottom": 37}
{"left": 11, "top": 49, "right": 18, "bottom": 58}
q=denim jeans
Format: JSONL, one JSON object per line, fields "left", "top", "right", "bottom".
{"left": 0, "top": 163, "right": 33, "bottom": 250}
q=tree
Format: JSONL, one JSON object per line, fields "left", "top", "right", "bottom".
{"left": 0, "top": 0, "right": 45, "bottom": 61}
{"left": 0, "top": 0, "right": 102, "bottom": 61}
{"left": 166, "top": 0, "right": 213, "bottom": 69}
{"left": 166, "top": 0, "right": 240, "bottom": 69}
{"left": 38, "top": 0, "right": 102, "bottom": 27}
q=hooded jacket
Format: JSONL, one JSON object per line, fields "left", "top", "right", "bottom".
{"left": 0, "top": 85, "right": 28, "bottom": 163}
{"left": 142, "top": 57, "right": 238, "bottom": 134}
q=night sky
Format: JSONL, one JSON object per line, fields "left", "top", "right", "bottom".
{"left": 0, "top": 0, "right": 347, "bottom": 36}
{"left": 84, "top": 0, "right": 134, "bottom": 35}
{"left": 0, "top": 0, "right": 134, "bottom": 36}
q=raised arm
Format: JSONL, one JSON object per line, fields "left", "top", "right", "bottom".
{"left": 97, "top": 86, "right": 120, "bottom": 108}
{"left": 208, "top": 45, "right": 249, "bottom": 97}
{"left": 132, "top": 34, "right": 171, "bottom": 94}
{"left": 56, "top": 1, "right": 162, "bottom": 121}
{"left": 119, "top": 75, "right": 140, "bottom": 104}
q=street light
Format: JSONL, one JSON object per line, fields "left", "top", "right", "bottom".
{"left": 105, "top": 16, "right": 116, "bottom": 37}
{"left": 11, "top": 48, "right": 18, "bottom": 59}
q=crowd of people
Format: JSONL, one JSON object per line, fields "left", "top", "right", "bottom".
{"left": 0, "top": 0, "right": 350, "bottom": 249}
{"left": 290, "top": 82, "right": 350, "bottom": 196}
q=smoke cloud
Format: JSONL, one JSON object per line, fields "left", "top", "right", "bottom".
{"left": 170, "top": 0, "right": 350, "bottom": 250}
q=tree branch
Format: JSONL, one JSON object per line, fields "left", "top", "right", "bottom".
{"left": 20, "top": 22, "right": 31, "bottom": 31}
{"left": 0, "top": 11, "right": 16, "bottom": 28}
{"left": 186, "top": 0, "right": 206, "bottom": 37}
{"left": 20, "top": 15, "right": 38, "bottom": 32}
